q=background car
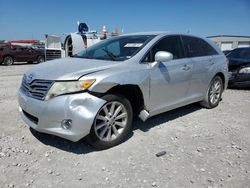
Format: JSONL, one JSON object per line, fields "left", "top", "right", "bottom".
{"left": 0, "top": 43, "right": 45, "bottom": 65}
{"left": 223, "top": 50, "right": 231, "bottom": 55}
{"left": 227, "top": 47, "right": 250, "bottom": 88}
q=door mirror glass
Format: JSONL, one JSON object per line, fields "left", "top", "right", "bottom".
{"left": 155, "top": 51, "right": 173, "bottom": 63}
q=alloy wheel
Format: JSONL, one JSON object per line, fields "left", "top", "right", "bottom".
{"left": 94, "top": 101, "right": 128, "bottom": 142}
{"left": 209, "top": 79, "right": 222, "bottom": 104}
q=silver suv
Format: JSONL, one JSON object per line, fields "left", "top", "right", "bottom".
{"left": 18, "top": 32, "right": 228, "bottom": 149}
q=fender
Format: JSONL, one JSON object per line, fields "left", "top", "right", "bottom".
{"left": 87, "top": 66, "right": 151, "bottom": 109}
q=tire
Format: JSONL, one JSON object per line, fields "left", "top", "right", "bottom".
{"left": 86, "top": 94, "right": 133, "bottom": 150}
{"left": 200, "top": 76, "right": 223, "bottom": 109}
{"left": 3, "top": 56, "right": 14, "bottom": 66}
{"left": 37, "top": 56, "right": 45, "bottom": 63}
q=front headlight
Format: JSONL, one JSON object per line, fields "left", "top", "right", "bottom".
{"left": 239, "top": 67, "right": 250, "bottom": 74}
{"left": 45, "top": 79, "right": 95, "bottom": 100}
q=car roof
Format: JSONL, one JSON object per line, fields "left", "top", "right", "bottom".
{"left": 233, "top": 47, "right": 250, "bottom": 50}
{"left": 120, "top": 32, "right": 212, "bottom": 43}
{"left": 120, "top": 31, "right": 222, "bottom": 55}
{"left": 121, "top": 31, "right": 168, "bottom": 36}
{"left": 121, "top": 31, "right": 203, "bottom": 38}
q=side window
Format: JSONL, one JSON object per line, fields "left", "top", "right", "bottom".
{"left": 182, "top": 36, "right": 218, "bottom": 57}
{"left": 152, "top": 36, "right": 184, "bottom": 61}
{"left": 142, "top": 36, "right": 184, "bottom": 63}
{"left": 239, "top": 49, "right": 250, "bottom": 59}
{"left": 245, "top": 49, "right": 250, "bottom": 59}
{"left": 199, "top": 39, "right": 218, "bottom": 56}
{"left": 18, "top": 47, "right": 25, "bottom": 51}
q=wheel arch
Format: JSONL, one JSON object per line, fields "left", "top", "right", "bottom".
{"left": 215, "top": 72, "right": 226, "bottom": 90}
{"left": 100, "top": 84, "right": 145, "bottom": 117}
{"left": 36, "top": 55, "right": 45, "bottom": 62}
{"left": 3, "top": 54, "right": 14, "bottom": 61}
{"left": 37, "top": 54, "right": 45, "bottom": 58}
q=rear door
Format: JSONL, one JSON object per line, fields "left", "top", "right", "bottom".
{"left": 146, "top": 35, "right": 194, "bottom": 112}
{"left": 181, "top": 36, "right": 219, "bottom": 97}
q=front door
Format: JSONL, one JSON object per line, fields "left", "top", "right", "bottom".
{"left": 144, "top": 36, "right": 193, "bottom": 112}
{"left": 15, "top": 47, "right": 30, "bottom": 61}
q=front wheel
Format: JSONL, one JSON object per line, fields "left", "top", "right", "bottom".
{"left": 86, "top": 94, "right": 133, "bottom": 150}
{"left": 200, "top": 76, "right": 223, "bottom": 109}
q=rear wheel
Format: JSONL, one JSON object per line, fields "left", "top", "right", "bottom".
{"left": 3, "top": 56, "right": 14, "bottom": 66}
{"left": 200, "top": 76, "right": 223, "bottom": 109}
{"left": 86, "top": 94, "right": 133, "bottom": 149}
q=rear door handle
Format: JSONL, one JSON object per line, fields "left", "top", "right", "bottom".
{"left": 182, "top": 64, "right": 191, "bottom": 71}
{"left": 209, "top": 59, "right": 215, "bottom": 66}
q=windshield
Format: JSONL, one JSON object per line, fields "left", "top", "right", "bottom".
{"left": 227, "top": 48, "right": 250, "bottom": 60}
{"left": 73, "top": 35, "right": 155, "bottom": 61}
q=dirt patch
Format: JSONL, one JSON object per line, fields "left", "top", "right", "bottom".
{"left": 0, "top": 64, "right": 249, "bottom": 187}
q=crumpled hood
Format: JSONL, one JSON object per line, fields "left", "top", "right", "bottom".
{"left": 24, "top": 57, "right": 119, "bottom": 80}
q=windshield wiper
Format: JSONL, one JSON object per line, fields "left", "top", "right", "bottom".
{"left": 72, "top": 53, "right": 92, "bottom": 59}
{"left": 102, "top": 49, "right": 117, "bottom": 61}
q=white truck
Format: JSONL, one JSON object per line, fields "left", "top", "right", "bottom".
{"left": 45, "top": 23, "right": 101, "bottom": 61}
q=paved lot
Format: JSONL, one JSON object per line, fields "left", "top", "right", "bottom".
{"left": 0, "top": 63, "right": 250, "bottom": 188}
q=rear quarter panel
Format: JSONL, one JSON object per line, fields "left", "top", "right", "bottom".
{"left": 212, "top": 54, "right": 229, "bottom": 89}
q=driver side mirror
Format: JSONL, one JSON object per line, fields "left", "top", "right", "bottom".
{"left": 149, "top": 51, "right": 173, "bottom": 68}
{"left": 155, "top": 51, "right": 173, "bottom": 63}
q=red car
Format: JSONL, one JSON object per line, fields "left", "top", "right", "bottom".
{"left": 0, "top": 43, "right": 45, "bottom": 65}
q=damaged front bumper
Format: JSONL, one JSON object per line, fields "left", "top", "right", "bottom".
{"left": 18, "top": 90, "right": 106, "bottom": 142}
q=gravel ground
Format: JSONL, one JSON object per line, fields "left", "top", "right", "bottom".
{"left": 0, "top": 63, "right": 250, "bottom": 188}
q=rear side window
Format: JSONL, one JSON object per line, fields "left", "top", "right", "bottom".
{"left": 182, "top": 36, "right": 218, "bottom": 57}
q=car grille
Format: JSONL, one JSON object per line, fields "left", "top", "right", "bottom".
{"left": 45, "top": 49, "right": 61, "bottom": 61}
{"left": 21, "top": 77, "right": 54, "bottom": 100}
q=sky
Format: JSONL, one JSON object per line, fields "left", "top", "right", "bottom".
{"left": 0, "top": 0, "right": 249, "bottom": 40}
